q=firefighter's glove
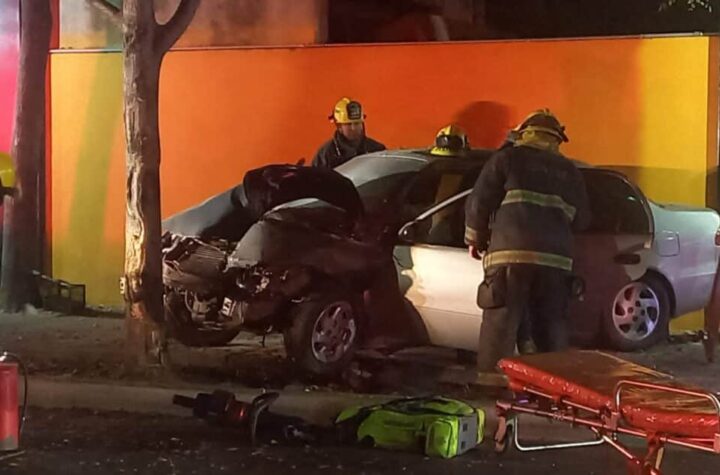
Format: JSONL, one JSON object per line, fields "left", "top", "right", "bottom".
{"left": 469, "top": 245, "right": 485, "bottom": 260}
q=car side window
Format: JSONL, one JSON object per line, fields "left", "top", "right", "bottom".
{"left": 581, "top": 170, "right": 650, "bottom": 234}
{"left": 410, "top": 197, "right": 468, "bottom": 248}
{"left": 401, "top": 161, "right": 481, "bottom": 222}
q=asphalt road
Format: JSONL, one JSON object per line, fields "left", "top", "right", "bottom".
{"left": 1, "top": 408, "right": 718, "bottom": 475}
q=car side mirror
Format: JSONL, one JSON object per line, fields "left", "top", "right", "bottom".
{"left": 398, "top": 221, "right": 418, "bottom": 243}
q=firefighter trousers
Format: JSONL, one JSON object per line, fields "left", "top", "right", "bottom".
{"left": 476, "top": 264, "right": 570, "bottom": 372}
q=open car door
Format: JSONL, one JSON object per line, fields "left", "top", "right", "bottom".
{"left": 395, "top": 192, "right": 484, "bottom": 351}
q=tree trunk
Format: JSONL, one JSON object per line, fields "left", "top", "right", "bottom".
{"left": 122, "top": 0, "right": 199, "bottom": 370}
{"left": 1, "top": 0, "right": 52, "bottom": 311}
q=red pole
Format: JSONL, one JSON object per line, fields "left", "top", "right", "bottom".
{"left": 0, "top": 362, "right": 18, "bottom": 451}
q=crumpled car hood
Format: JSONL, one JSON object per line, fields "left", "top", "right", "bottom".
{"left": 243, "top": 165, "right": 363, "bottom": 222}
{"left": 229, "top": 206, "right": 386, "bottom": 280}
{"left": 162, "top": 164, "right": 364, "bottom": 240}
{"left": 162, "top": 185, "right": 251, "bottom": 241}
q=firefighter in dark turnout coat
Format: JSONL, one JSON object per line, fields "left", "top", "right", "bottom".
{"left": 465, "top": 109, "right": 591, "bottom": 371}
{"left": 312, "top": 98, "right": 386, "bottom": 169}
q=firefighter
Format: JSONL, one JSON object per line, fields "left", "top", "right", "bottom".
{"left": 429, "top": 125, "right": 470, "bottom": 157}
{"left": 464, "top": 109, "right": 591, "bottom": 371}
{"left": 312, "top": 98, "right": 385, "bottom": 169}
{"left": 495, "top": 126, "right": 536, "bottom": 355}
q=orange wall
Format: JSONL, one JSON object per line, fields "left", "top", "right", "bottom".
{"left": 51, "top": 36, "right": 717, "bottom": 309}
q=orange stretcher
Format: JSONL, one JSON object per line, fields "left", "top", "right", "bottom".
{"left": 494, "top": 351, "right": 720, "bottom": 475}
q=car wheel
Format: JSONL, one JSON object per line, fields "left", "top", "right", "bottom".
{"left": 164, "top": 291, "right": 241, "bottom": 347}
{"left": 284, "top": 292, "right": 361, "bottom": 377}
{"left": 603, "top": 275, "right": 670, "bottom": 351}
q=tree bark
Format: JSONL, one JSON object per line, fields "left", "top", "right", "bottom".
{"left": 1, "top": 0, "right": 52, "bottom": 311}
{"left": 122, "top": 0, "right": 199, "bottom": 370}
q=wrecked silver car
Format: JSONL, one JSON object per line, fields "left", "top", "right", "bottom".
{"left": 163, "top": 152, "right": 499, "bottom": 375}
{"left": 165, "top": 148, "right": 720, "bottom": 377}
{"left": 162, "top": 163, "right": 411, "bottom": 376}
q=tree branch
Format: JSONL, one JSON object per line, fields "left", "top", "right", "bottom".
{"left": 154, "top": 0, "right": 201, "bottom": 55}
{"left": 87, "top": 0, "right": 122, "bottom": 24}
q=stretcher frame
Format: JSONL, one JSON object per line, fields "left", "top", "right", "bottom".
{"left": 494, "top": 379, "right": 720, "bottom": 475}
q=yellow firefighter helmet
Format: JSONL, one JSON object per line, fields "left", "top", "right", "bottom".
{"left": 515, "top": 108, "right": 569, "bottom": 142}
{"left": 329, "top": 97, "right": 366, "bottom": 124}
{"left": 0, "top": 152, "right": 16, "bottom": 197}
{"left": 430, "top": 124, "right": 470, "bottom": 157}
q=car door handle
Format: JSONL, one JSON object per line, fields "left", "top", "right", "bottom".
{"left": 614, "top": 253, "right": 641, "bottom": 265}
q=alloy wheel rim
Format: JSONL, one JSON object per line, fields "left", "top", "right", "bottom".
{"left": 611, "top": 282, "right": 661, "bottom": 342}
{"left": 311, "top": 301, "right": 357, "bottom": 363}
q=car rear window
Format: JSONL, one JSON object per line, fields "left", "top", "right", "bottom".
{"left": 582, "top": 170, "right": 651, "bottom": 234}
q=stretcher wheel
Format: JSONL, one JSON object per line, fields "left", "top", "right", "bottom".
{"left": 493, "top": 417, "right": 514, "bottom": 455}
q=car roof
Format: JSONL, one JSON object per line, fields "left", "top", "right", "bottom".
{"left": 361, "top": 147, "right": 596, "bottom": 168}
{"left": 362, "top": 149, "right": 495, "bottom": 174}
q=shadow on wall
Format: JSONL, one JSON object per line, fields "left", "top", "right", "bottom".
{"left": 453, "top": 101, "right": 512, "bottom": 149}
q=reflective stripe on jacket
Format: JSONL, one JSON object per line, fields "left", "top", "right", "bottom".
{"left": 483, "top": 250, "right": 573, "bottom": 272}
{"left": 501, "top": 189, "right": 576, "bottom": 221}
{"left": 464, "top": 144, "right": 591, "bottom": 271}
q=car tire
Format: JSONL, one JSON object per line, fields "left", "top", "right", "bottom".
{"left": 164, "top": 291, "right": 241, "bottom": 347}
{"left": 284, "top": 292, "right": 362, "bottom": 377}
{"left": 603, "top": 274, "right": 670, "bottom": 352}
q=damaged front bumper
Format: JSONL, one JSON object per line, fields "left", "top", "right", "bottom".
{"left": 219, "top": 265, "right": 315, "bottom": 328}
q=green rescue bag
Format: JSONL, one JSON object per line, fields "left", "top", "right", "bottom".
{"left": 335, "top": 396, "right": 485, "bottom": 458}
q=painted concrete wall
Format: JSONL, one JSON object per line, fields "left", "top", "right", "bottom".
{"left": 50, "top": 37, "right": 718, "bottom": 332}
{"left": 0, "top": 0, "right": 19, "bottom": 154}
